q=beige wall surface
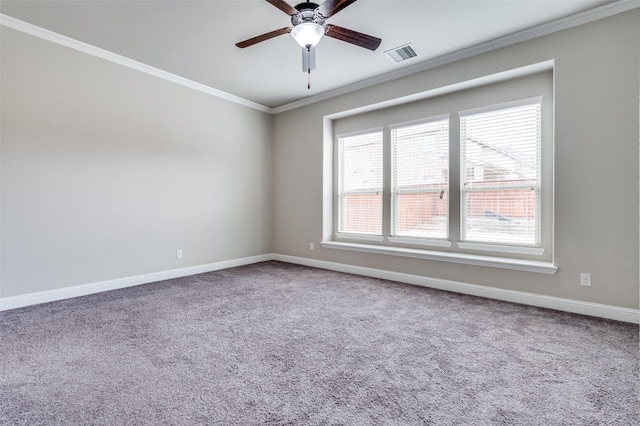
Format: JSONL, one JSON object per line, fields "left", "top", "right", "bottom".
{"left": 2, "top": 10, "right": 638, "bottom": 310}
{"left": 1, "top": 27, "right": 273, "bottom": 298}
{"left": 273, "top": 10, "right": 640, "bottom": 309}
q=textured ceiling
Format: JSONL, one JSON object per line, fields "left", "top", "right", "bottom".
{"left": 0, "top": 0, "right": 620, "bottom": 109}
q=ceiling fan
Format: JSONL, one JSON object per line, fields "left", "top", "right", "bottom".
{"left": 235, "top": 0, "right": 382, "bottom": 88}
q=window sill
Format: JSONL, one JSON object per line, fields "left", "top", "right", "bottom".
{"left": 457, "top": 242, "right": 545, "bottom": 256}
{"left": 335, "top": 233, "right": 385, "bottom": 243}
{"left": 388, "top": 236, "right": 452, "bottom": 248}
{"left": 320, "top": 241, "right": 557, "bottom": 274}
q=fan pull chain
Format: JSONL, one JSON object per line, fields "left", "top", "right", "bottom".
{"left": 307, "top": 47, "right": 312, "bottom": 90}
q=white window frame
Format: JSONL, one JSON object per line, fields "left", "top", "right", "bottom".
{"left": 390, "top": 114, "right": 451, "bottom": 242}
{"left": 458, "top": 97, "right": 544, "bottom": 255}
{"left": 336, "top": 128, "right": 384, "bottom": 238}
{"left": 325, "top": 65, "right": 555, "bottom": 273}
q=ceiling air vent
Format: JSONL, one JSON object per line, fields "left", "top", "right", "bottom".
{"left": 385, "top": 43, "right": 418, "bottom": 63}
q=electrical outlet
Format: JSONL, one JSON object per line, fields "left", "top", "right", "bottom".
{"left": 176, "top": 249, "right": 183, "bottom": 259}
{"left": 309, "top": 242, "right": 315, "bottom": 251}
{"left": 580, "top": 273, "right": 591, "bottom": 287}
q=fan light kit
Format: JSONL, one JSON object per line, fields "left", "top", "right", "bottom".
{"left": 236, "top": 0, "right": 382, "bottom": 89}
{"left": 290, "top": 22, "right": 324, "bottom": 48}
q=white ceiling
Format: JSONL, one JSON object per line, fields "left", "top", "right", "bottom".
{"left": 0, "top": 0, "right": 624, "bottom": 109}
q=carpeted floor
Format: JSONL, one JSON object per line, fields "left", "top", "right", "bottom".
{"left": 1, "top": 261, "right": 638, "bottom": 425}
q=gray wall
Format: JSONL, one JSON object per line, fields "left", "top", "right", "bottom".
{"left": 273, "top": 10, "right": 640, "bottom": 309}
{"left": 2, "top": 10, "right": 638, "bottom": 311}
{"left": 1, "top": 27, "right": 273, "bottom": 297}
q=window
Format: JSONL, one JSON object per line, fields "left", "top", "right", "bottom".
{"left": 460, "top": 98, "right": 541, "bottom": 246}
{"left": 391, "top": 116, "right": 449, "bottom": 240}
{"left": 338, "top": 129, "right": 383, "bottom": 235}
{"left": 329, "top": 70, "right": 553, "bottom": 265}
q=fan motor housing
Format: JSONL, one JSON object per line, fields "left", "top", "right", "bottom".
{"left": 292, "top": 2, "right": 325, "bottom": 26}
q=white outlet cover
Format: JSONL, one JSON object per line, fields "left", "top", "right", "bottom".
{"left": 580, "top": 273, "right": 591, "bottom": 287}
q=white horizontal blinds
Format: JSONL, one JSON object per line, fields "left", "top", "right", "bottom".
{"left": 460, "top": 98, "right": 542, "bottom": 246}
{"left": 391, "top": 116, "right": 449, "bottom": 239}
{"left": 338, "top": 130, "right": 383, "bottom": 235}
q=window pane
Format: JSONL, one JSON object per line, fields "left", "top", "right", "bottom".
{"left": 463, "top": 187, "right": 539, "bottom": 244}
{"left": 340, "top": 193, "right": 383, "bottom": 234}
{"left": 395, "top": 191, "right": 448, "bottom": 238}
{"left": 460, "top": 100, "right": 541, "bottom": 245}
{"left": 391, "top": 118, "right": 449, "bottom": 239}
{"left": 338, "top": 131, "right": 383, "bottom": 234}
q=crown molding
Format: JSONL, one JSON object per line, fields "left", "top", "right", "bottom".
{"left": 2, "top": 1, "right": 638, "bottom": 115}
{"left": 0, "top": 13, "right": 274, "bottom": 114}
{"left": 272, "top": 0, "right": 640, "bottom": 114}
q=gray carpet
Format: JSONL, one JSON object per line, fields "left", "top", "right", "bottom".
{"left": 1, "top": 261, "right": 638, "bottom": 425}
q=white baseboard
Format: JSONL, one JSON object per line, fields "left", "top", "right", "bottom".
{"left": 0, "top": 254, "right": 274, "bottom": 312}
{"left": 272, "top": 254, "right": 640, "bottom": 324}
{"left": 3, "top": 253, "right": 638, "bottom": 324}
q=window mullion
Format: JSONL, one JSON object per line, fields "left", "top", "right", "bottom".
{"left": 449, "top": 114, "right": 462, "bottom": 243}
{"left": 382, "top": 126, "right": 392, "bottom": 239}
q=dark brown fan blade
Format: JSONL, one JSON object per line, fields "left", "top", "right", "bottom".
{"left": 318, "top": 0, "right": 358, "bottom": 18}
{"left": 236, "top": 27, "right": 292, "bottom": 48}
{"left": 324, "top": 24, "right": 381, "bottom": 51}
{"left": 266, "top": 0, "right": 298, "bottom": 15}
